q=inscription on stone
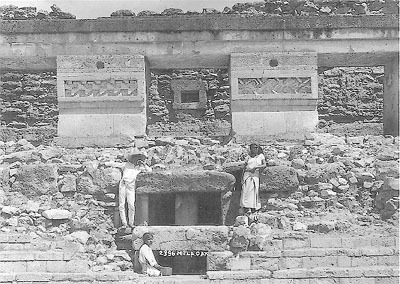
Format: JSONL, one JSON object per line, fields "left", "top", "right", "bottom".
{"left": 159, "top": 250, "right": 208, "bottom": 257}
{"left": 64, "top": 79, "right": 138, "bottom": 98}
{"left": 238, "top": 77, "right": 312, "bottom": 95}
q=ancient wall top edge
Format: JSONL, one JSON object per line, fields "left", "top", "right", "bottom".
{"left": 0, "top": 14, "right": 398, "bottom": 34}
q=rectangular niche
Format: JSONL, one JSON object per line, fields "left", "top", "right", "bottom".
{"left": 181, "top": 90, "right": 200, "bottom": 103}
{"left": 146, "top": 193, "right": 222, "bottom": 226}
{"left": 171, "top": 79, "right": 207, "bottom": 109}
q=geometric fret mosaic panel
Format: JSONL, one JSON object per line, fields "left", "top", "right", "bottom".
{"left": 64, "top": 79, "right": 138, "bottom": 98}
{"left": 238, "top": 77, "right": 312, "bottom": 95}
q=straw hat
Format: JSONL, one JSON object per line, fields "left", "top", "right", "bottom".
{"left": 126, "top": 148, "right": 147, "bottom": 162}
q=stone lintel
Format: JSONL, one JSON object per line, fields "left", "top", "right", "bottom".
{"left": 132, "top": 226, "right": 229, "bottom": 251}
{"left": 136, "top": 171, "right": 235, "bottom": 194}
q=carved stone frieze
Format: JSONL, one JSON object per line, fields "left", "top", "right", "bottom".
{"left": 63, "top": 79, "right": 138, "bottom": 98}
{"left": 238, "top": 77, "right": 312, "bottom": 95}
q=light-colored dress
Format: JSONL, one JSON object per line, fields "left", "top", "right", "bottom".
{"left": 240, "top": 153, "right": 265, "bottom": 210}
{"left": 139, "top": 244, "right": 161, "bottom": 276}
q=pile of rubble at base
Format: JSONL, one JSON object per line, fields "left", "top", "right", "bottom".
{"left": 0, "top": 133, "right": 398, "bottom": 270}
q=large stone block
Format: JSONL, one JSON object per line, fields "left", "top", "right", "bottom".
{"left": 260, "top": 166, "right": 299, "bottom": 192}
{"left": 57, "top": 55, "right": 147, "bottom": 146}
{"left": 136, "top": 170, "right": 235, "bottom": 193}
{"left": 0, "top": 166, "right": 9, "bottom": 190}
{"left": 132, "top": 226, "right": 229, "bottom": 251}
{"left": 92, "top": 167, "right": 122, "bottom": 193}
{"left": 207, "top": 251, "right": 233, "bottom": 271}
{"left": 11, "top": 164, "right": 57, "bottom": 196}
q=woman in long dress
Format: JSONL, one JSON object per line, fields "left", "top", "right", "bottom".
{"left": 241, "top": 143, "right": 266, "bottom": 214}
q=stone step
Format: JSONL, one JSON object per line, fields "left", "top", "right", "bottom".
{"left": 0, "top": 240, "right": 82, "bottom": 252}
{"left": 0, "top": 251, "right": 74, "bottom": 262}
{"left": 282, "top": 236, "right": 398, "bottom": 250}
{"left": 208, "top": 246, "right": 399, "bottom": 271}
{"left": 0, "top": 273, "right": 212, "bottom": 284}
{"left": 0, "top": 234, "right": 30, "bottom": 244}
{"left": 0, "top": 257, "right": 88, "bottom": 273}
{"left": 272, "top": 265, "right": 400, "bottom": 279}
{"left": 207, "top": 269, "right": 272, "bottom": 280}
{"left": 207, "top": 267, "right": 399, "bottom": 282}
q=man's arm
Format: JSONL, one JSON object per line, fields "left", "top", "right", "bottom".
{"left": 138, "top": 160, "right": 152, "bottom": 173}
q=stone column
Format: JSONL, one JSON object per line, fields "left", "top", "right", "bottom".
{"left": 135, "top": 194, "right": 149, "bottom": 225}
{"left": 175, "top": 193, "right": 198, "bottom": 225}
{"left": 230, "top": 52, "right": 318, "bottom": 142}
{"left": 56, "top": 55, "right": 148, "bottom": 147}
{"left": 384, "top": 56, "right": 399, "bottom": 136}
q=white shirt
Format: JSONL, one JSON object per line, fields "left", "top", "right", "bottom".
{"left": 138, "top": 244, "right": 160, "bottom": 276}
{"left": 120, "top": 162, "right": 152, "bottom": 192}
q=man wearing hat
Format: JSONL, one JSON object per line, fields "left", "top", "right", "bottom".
{"left": 119, "top": 148, "right": 152, "bottom": 230}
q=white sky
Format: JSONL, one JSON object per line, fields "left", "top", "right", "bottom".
{"left": 2, "top": 0, "right": 248, "bottom": 19}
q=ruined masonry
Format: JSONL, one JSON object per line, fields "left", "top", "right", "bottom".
{"left": 0, "top": 14, "right": 398, "bottom": 146}
{"left": 0, "top": 6, "right": 399, "bottom": 284}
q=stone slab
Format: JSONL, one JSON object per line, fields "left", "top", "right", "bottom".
{"left": 132, "top": 226, "right": 229, "bottom": 251}
{"left": 207, "top": 269, "right": 272, "bottom": 280}
{"left": 136, "top": 171, "right": 235, "bottom": 193}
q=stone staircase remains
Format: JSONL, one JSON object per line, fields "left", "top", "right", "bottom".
{"left": 207, "top": 235, "right": 400, "bottom": 283}
{"left": 1, "top": 232, "right": 398, "bottom": 283}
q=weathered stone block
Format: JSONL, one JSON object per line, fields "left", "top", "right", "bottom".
{"left": 303, "top": 256, "right": 337, "bottom": 268}
{"left": 375, "top": 277, "right": 400, "bottom": 284}
{"left": 11, "top": 164, "right": 57, "bottom": 196}
{"left": 251, "top": 257, "right": 279, "bottom": 270}
{"left": 207, "top": 251, "right": 233, "bottom": 271}
{"left": 227, "top": 257, "right": 251, "bottom": 271}
{"left": 207, "top": 269, "right": 271, "bottom": 280}
{"left": 42, "top": 209, "right": 72, "bottom": 220}
{"left": 283, "top": 238, "right": 309, "bottom": 250}
{"left": 132, "top": 226, "right": 229, "bottom": 251}
{"left": 92, "top": 167, "right": 122, "bottom": 193}
{"left": 261, "top": 166, "right": 299, "bottom": 192}
{"left": 375, "top": 160, "right": 399, "bottom": 180}
{"left": 310, "top": 238, "right": 341, "bottom": 248}
{"left": 136, "top": 170, "right": 235, "bottom": 193}
{"left": 16, "top": 273, "right": 52, "bottom": 282}
{"left": 279, "top": 257, "right": 303, "bottom": 269}
{"left": 0, "top": 251, "right": 34, "bottom": 261}
{"left": 59, "top": 174, "right": 77, "bottom": 192}
{"left": 0, "top": 261, "right": 27, "bottom": 272}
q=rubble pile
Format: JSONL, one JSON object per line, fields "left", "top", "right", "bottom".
{"left": 0, "top": 4, "right": 76, "bottom": 20}
{"left": 1, "top": 0, "right": 398, "bottom": 20}
{"left": 111, "top": 0, "right": 399, "bottom": 17}
{"left": 0, "top": 133, "right": 398, "bottom": 261}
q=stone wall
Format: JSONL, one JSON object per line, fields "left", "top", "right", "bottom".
{"left": 0, "top": 71, "right": 58, "bottom": 129}
{"left": 147, "top": 69, "right": 231, "bottom": 136}
{"left": 0, "top": 67, "right": 387, "bottom": 142}
{"left": 318, "top": 67, "right": 384, "bottom": 125}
